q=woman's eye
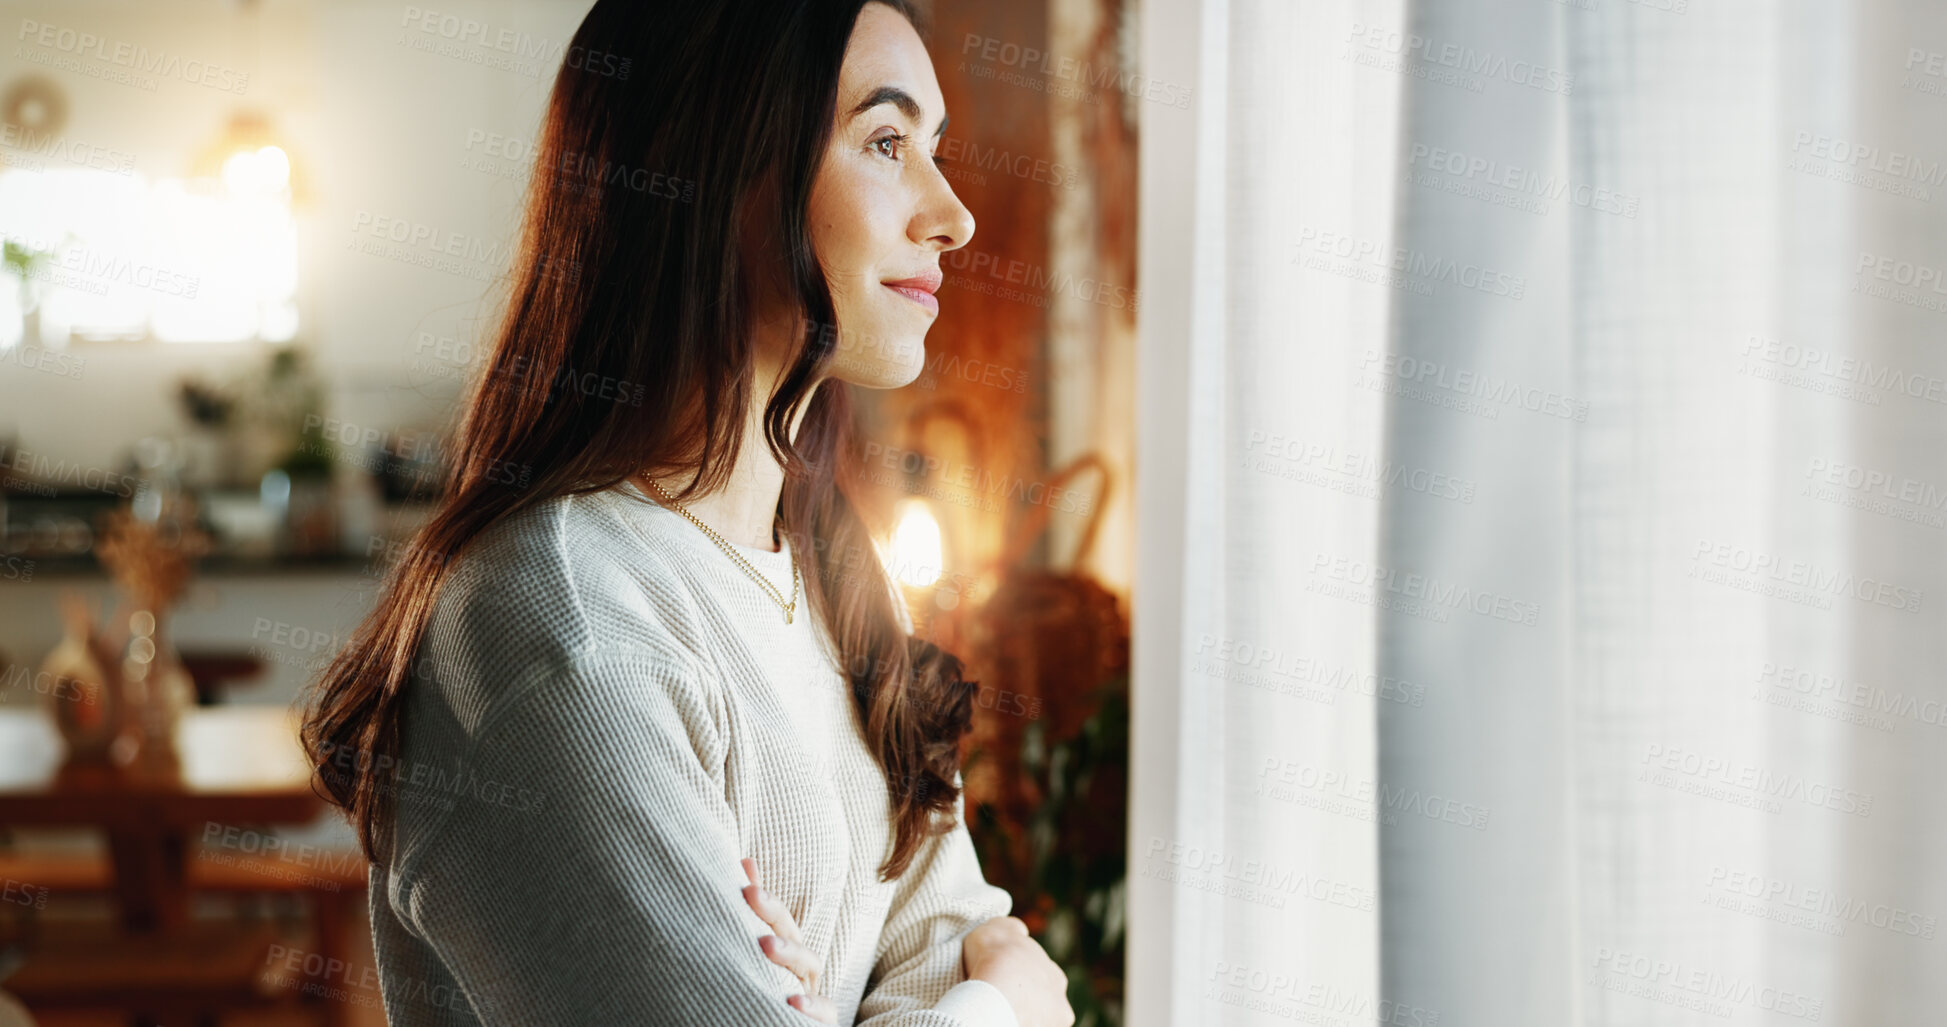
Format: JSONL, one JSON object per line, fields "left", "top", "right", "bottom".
{"left": 872, "top": 134, "right": 906, "bottom": 160}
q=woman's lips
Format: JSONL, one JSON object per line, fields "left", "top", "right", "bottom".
{"left": 884, "top": 282, "right": 940, "bottom": 316}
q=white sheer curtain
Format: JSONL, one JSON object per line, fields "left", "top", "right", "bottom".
{"left": 1132, "top": 1, "right": 1947, "bottom": 1024}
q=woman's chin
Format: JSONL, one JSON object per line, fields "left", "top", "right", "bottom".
{"left": 831, "top": 342, "right": 927, "bottom": 389}
{"left": 846, "top": 366, "right": 925, "bottom": 390}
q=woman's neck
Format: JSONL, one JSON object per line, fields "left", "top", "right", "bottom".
{"left": 666, "top": 422, "right": 790, "bottom": 552}
{"left": 640, "top": 323, "right": 819, "bottom": 552}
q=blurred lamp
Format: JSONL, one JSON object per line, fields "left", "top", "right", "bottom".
{"left": 887, "top": 497, "right": 944, "bottom": 588}
{"left": 223, "top": 144, "right": 290, "bottom": 196}
{"left": 191, "top": 111, "right": 306, "bottom": 204}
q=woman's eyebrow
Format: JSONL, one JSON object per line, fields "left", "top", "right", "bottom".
{"left": 848, "top": 85, "right": 949, "bottom": 138}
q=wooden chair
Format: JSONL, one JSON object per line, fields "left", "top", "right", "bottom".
{"left": 0, "top": 844, "right": 369, "bottom": 1027}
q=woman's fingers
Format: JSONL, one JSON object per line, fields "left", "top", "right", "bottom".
{"left": 786, "top": 993, "right": 838, "bottom": 1024}
{"left": 743, "top": 857, "right": 824, "bottom": 996}
{"left": 741, "top": 859, "right": 800, "bottom": 941}
{"left": 743, "top": 883, "right": 800, "bottom": 944}
{"left": 758, "top": 933, "right": 822, "bottom": 993}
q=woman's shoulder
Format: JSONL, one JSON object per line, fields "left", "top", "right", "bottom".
{"left": 412, "top": 489, "right": 713, "bottom": 722}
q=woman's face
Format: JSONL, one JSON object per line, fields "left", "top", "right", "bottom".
{"left": 807, "top": 2, "right": 975, "bottom": 389}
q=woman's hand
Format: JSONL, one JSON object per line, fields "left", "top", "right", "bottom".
{"left": 741, "top": 857, "right": 837, "bottom": 1024}
{"left": 963, "top": 916, "right": 1075, "bottom": 1027}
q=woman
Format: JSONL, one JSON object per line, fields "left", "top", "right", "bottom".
{"left": 299, "top": 1, "right": 1074, "bottom": 1025}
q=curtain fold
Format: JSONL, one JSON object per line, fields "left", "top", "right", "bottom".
{"left": 1134, "top": 1, "right": 1945, "bottom": 1023}
{"left": 1132, "top": 0, "right": 1400, "bottom": 1022}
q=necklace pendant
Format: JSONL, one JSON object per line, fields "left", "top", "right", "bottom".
{"left": 785, "top": 608, "right": 793, "bottom": 625}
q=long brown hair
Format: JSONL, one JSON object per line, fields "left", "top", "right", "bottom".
{"left": 299, "top": 0, "right": 973, "bottom": 881}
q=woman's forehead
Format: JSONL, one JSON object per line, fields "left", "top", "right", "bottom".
{"left": 836, "top": 4, "right": 943, "bottom": 125}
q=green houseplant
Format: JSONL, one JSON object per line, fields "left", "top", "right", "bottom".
{"left": 968, "top": 673, "right": 1128, "bottom": 1027}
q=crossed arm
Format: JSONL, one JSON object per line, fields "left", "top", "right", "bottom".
{"left": 386, "top": 647, "right": 1065, "bottom": 1025}
{"left": 739, "top": 768, "right": 1034, "bottom": 1027}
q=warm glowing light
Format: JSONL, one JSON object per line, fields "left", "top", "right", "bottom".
{"left": 258, "top": 146, "right": 291, "bottom": 189}
{"left": 221, "top": 145, "right": 291, "bottom": 196}
{"left": 886, "top": 498, "right": 944, "bottom": 587}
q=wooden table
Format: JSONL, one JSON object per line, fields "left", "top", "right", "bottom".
{"left": 0, "top": 705, "right": 325, "bottom": 932}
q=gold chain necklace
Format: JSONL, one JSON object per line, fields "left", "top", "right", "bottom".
{"left": 641, "top": 477, "right": 800, "bottom": 625}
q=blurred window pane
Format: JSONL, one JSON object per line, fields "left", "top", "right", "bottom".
{"left": 0, "top": 164, "right": 297, "bottom": 346}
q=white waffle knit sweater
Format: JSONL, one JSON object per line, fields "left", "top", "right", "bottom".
{"left": 366, "top": 481, "right": 1019, "bottom": 1027}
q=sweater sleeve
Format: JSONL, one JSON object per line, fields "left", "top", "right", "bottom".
{"left": 856, "top": 775, "right": 1022, "bottom": 1027}
{"left": 387, "top": 646, "right": 977, "bottom": 1026}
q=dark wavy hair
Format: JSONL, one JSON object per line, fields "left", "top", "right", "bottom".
{"left": 299, "top": 0, "right": 975, "bottom": 881}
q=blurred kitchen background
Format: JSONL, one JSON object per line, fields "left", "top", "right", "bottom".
{"left": 0, "top": 0, "right": 1136, "bottom": 1024}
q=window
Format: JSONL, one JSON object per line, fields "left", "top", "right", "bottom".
{"left": 0, "top": 151, "right": 297, "bottom": 347}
